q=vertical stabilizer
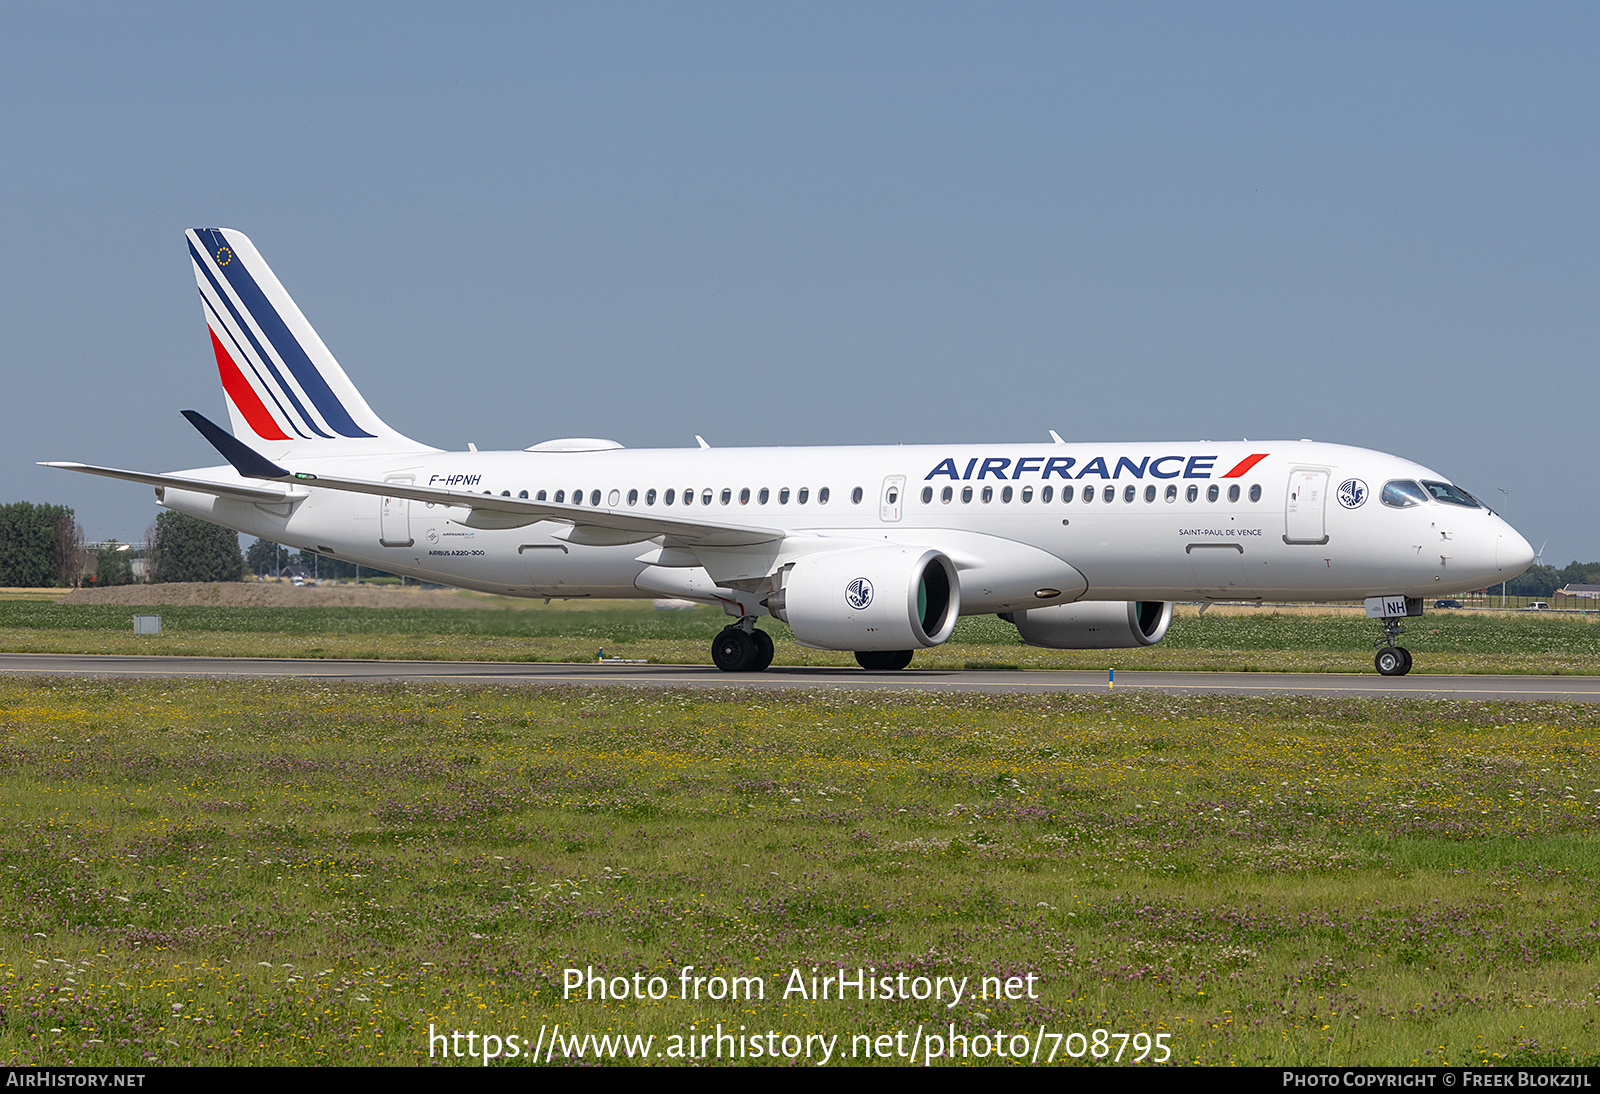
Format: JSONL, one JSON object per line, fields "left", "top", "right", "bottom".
{"left": 186, "top": 228, "right": 434, "bottom": 456}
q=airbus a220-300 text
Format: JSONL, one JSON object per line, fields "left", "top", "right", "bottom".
{"left": 47, "top": 229, "right": 1536, "bottom": 676}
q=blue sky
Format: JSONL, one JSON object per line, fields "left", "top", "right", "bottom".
{"left": 3, "top": 3, "right": 1596, "bottom": 563}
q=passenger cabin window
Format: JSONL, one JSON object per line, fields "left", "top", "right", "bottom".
{"left": 1186, "top": 485, "right": 1198, "bottom": 502}
{"left": 1421, "top": 480, "right": 1481, "bottom": 508}
{"left": 941, "top": 486, "right": 953, "bottom": 503}
{"left": 591, "top": 490, "right": 602, "bottom": 506}
{"left": 981, "top": 486, "right": 993, "bottom": 503}
{"left": 1227, "top": 484, "right": 1240, "bottom": 503}
{"left": 703, "top": 489, "right": 714, "bottom": 505}
{"left": 1041, "top": 485, "right": 1053, "bottom": 502}
{"left": 554, "top": 490, "right": 566, "bottom": 503}
{"left": 1060, "top": 485, "right": 1073, "bottom": 502}
{"left": 1083, "top": 486, "right": 1093, "bottom": 503}
{"left": 536, "top": 490, "right": 547, "bottom": 501}
{"left": 1020, "top": 486, "right": 1032, "bottom": 502}
{"left": 664, "top": 488, "right": 675, "bottom": 505}
{"left": 1102, "top": 486, "right": 1115, "bottom": 503}
{"left": 851, "top": 486, "right": 864, "bottom": 504}
{"left": 922, "top": 486, "right": 934, "bottom": 504}
{"left": 818, "top": 487, "right": 831, "bottom": 504}
{"left": 1207, "top": 484, "right": 1219, "bottom": 502}
{"left": 779, "top": 488, "right": 790, "bottom": 504}
{"left": 1165, "top": 484, "right": 1177, "bottom": 502}
{"left": 739, "top": 488, "right": 750, "bottom": 505}
{"left": 627, "top": 489, "right": 638, "bottom": 506}
{"left": 1249, "top": 484, "right": 1261, "bottom": 502}
{"left": 646, "top": 489, "right": 657, "bottom": 505}
{"left": 758, "top": 487, "right": 769, "bottom": 504}
{"left": 518, "top": 490, "right": 528, "bottom": 499}
{"left": 683, "top": 489, "right": 694, "bottom": 505}
{"left": 1381, "top": 480, "right": 1428, "bottom": 508}
{"left": 1144, "top": 485, "right": 1156, "bottom": 502}
{"left": 1001, "top": 486, "right": 1013, "bottom": 503}
{"left": 1123, "top": 486, "right": 1135, "bottom": 503}
{"left": 798, "top": 488, "right": 810, "bottom": 504}
{"left": 961, "top": 486, "right": 973, "bottom": 503}
{"left": 721, "top": 488, "right": 732, "bottom": 505}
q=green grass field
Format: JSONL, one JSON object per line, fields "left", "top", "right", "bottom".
{"left": 4, "top": 600, "right": 1600, "bottom": 674}
{"left": 0, "top": 678, "right": 1596, "bottom": 1066}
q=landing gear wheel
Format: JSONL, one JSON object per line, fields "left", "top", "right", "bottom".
{"left": 1374, "top": 647, "right": 1412, "bottom": 676}
{"left": 750, "top": 629, "right": 775, "bottom": 671}
{"left": 855, "top": 650, "right": 914, "bottom": 671}
{"left": 712, "top": 627, "right": 758, "bottom": 673}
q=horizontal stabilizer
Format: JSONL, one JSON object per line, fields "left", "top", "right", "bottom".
{"left": 40, "top": 462, "right": 302, "bottom": 504}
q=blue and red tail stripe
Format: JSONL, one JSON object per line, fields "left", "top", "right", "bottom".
{"left": 189, "top": 229, "right": 373, "bottom": 439}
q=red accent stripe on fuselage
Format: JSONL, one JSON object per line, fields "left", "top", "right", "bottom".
{"left": 1220, "top": 452, "right": 1269, "bottom": 478}
{"left": 209, "top": 327, "right": 291, "bottom": 440}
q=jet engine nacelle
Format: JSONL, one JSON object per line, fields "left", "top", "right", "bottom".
{"left": 1000, "top": 600, "right": 1173, "bottom": 649}
{"left": 769, "top": 546, "right": 960, "bottom": 651}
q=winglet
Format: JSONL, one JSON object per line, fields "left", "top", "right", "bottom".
{"left": 182, "top": 410, "right": 293, "bottom": 480}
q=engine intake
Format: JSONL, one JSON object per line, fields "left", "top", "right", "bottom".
{"left": 769, "top": 546, "right": 960, "bottom": 651}
{"left": 1000, "top": 601, "right": 1172, "bottom": 649}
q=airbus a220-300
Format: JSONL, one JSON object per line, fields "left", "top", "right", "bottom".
{"left": 47, "top": 229, "right": 1536, "bottom": 676}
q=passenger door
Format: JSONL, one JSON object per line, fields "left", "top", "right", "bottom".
{"left": 1284, "top": 469, "right": 1329, "bottom": 545}
{"left": 379, "top": 476, "right": 414, "bottom": 547}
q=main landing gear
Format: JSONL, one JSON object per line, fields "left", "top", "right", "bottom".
{"left": 711, "top": 624, "right": 774, "bottom": 673}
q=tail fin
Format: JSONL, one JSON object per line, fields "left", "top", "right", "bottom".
{"left": 187, "top": 228, "right": 434, "bottom": 456}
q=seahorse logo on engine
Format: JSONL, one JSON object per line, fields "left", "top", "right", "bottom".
{"left": 845, "top": 577, "right": 874, "bottom": 610}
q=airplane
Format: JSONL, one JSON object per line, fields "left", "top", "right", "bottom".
{"left": 45, "top": 228, "right": 1536, "bottom": 676}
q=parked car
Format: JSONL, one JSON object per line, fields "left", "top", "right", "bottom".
{"left": 1523, "top": 601, "right": 1550, "bottom": 611}
{"left": 1434, "top": 599, "right": 1463, "bottom": 609}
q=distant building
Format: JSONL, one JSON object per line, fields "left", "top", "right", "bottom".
{"left": 1556, "top": 584, "right": 1600, "bottom": 599}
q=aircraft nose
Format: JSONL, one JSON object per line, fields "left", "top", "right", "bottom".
{"left": 1498, "top": 524, "right": 1535, "bottom": 576}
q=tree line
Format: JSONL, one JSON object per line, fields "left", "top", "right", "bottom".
{"left": 2, "top": 502, "right": 396, "bottom": 586}
{"left": 1502, "top": 561, "right": 1600, "bottom": 599}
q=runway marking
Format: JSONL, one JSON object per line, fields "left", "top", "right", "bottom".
{"left": 3, "top": 654, "right": 1599, "bottom": 701}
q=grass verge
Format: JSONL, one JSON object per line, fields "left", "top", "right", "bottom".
{"left": 0, "top": 679, "right": 1596, "bottom": 1066}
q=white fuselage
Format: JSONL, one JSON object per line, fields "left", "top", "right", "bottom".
{"left": 155, "top": 439, "right": 1534, "bottom": 617}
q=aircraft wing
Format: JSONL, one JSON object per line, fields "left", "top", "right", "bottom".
{"left": 40, "top": 462, "right": 307, "bottom": 504}
{"left": 181, "top": 410, "right": 784, "bottom": 548}
{"left": 288, "top": 470, "right": 782, "bottom": 546}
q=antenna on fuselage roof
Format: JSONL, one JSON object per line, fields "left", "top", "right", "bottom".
{"left": 695, "top": 436, "right": 711, "bottom": 449}
{"left": 1048, "top": 430, "right": 1065, "bottom": 445}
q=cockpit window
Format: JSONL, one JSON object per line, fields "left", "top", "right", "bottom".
{"left": 1380, "top": 480, "right": 1428, "bottom": 508}
{"left": 1420, "top": 480, "right": 1482, "bottom": 508}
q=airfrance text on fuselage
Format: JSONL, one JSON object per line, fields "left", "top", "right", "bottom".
{"left": 924, "top": 453, "right": 1268, "bottom": 482}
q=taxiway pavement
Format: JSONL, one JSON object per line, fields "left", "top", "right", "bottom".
{"left": 1, "top": 654, "right": 1596, "bottom": 702}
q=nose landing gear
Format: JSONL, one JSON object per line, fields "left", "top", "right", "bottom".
{"left": 1366, "top": 595, "right": 1421, "bottom": 676}
{"left": 1374, "top": 641, "right": 1413, "bottom": 676}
